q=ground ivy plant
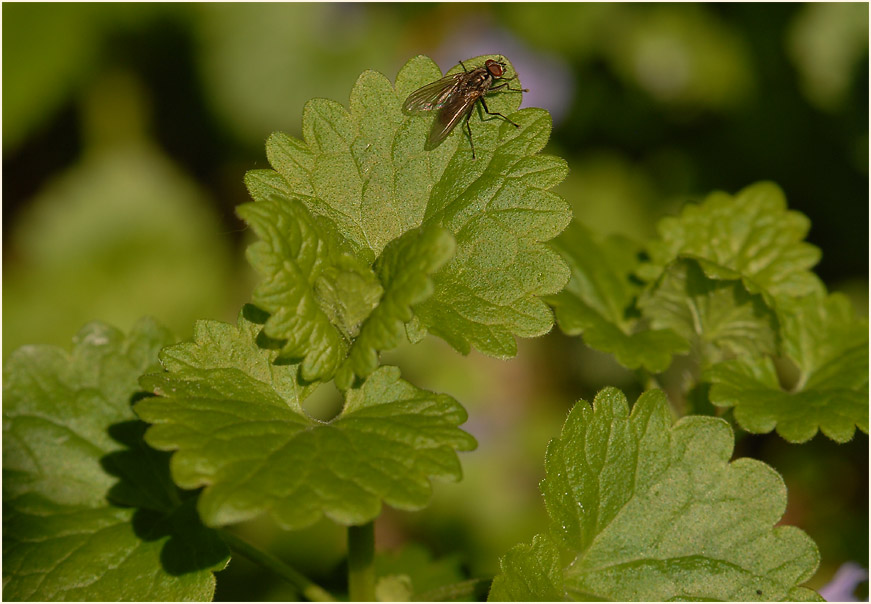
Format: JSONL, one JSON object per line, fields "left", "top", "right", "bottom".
{"left": 3, "top": 54, "right": 866, "bottom": 601}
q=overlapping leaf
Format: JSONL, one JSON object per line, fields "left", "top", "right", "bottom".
{"left": 489, "top": 388, "right": 821, "bottom": 601}
{"left": 243, "top": 54, "right": 571, "bottom": 377}
{"left": 547, "top": 220, "right": 688, "bottom": 372}
{"left": 3, "top": 319, "right": 228, "bottom": 601}
{"left": 705, "top": 293, "right": 868, "bottom": 443}
{"left": 135, "top": 310, "right": 476, "bottom": 530}
{"left": 638, "top": 257, "right": 779, "bottom": 367}
{"left": 336, "top": 223, "right": 456, "bottom": 389}
{"left": 638, "top": 181, "right": 824, "bottom": 302}
{"left": 238, "top": 198, "right": 380, "bottom": 382}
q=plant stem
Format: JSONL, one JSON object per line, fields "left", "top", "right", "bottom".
{"left": 636, "top": 368, "right": 662, "bottom": 392}
{"left": 219, "top": 529, "right": 335, "bottom": 602}
{"left": 347, "top": 521, "right": 376, "bottom": 601}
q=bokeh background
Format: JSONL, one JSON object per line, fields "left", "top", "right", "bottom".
{"left": 3, "top": 3, "right": 868, "bottom": 601}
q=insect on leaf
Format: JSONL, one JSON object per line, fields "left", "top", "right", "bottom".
{"left": 241, "top": 54, "right": 571, "bottom": 384}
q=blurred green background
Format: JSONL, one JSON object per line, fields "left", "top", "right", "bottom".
{"left": 3, "top": 3, "right": 868, "bottom": 601}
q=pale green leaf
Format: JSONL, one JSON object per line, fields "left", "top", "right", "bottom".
{"left": 3, "top": 319, "right": 228, "bottom": 601}
{"left": 638, "top": 182, "right": 824, "bottom": 302}
{"left": 638, "top": 258, "right": 779, "bottom": 367}
{"left": 706, "top": 293, "right": 868, "bottom": 443}
{"left": 135, "top": 316, "right": 476, "bottom": 530}
{"left": 547, "top": 220, "right": 688, "bottom": 372}
{"left": 243, "top": 54, "right": 571, "bottom": 367}
{"left": 239, "top": 196, "right": 456, "bottom": 388}
{"left": 245, "top": 167, "right": 296, "bottom": 202}
{"left": 237, "top": 197, "right": 380, "bottom": 382}
{"left": 490, "top": 388, "right": 821, "bottom": 601}
{"left": 336, "top": 224, "right": 456, "bottom": 390}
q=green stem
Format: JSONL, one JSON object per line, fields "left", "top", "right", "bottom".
{"left": 636, "top": 368, "right": 662, "bottom": 392}
{"left": 219, "top": 529, "right": 335, "bottom": 602}
{"left": 347, "top": 521, "right": 376, "bottom": 601}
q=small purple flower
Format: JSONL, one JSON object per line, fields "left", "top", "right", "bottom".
{"left": 818, "top": 562, "right": 868, "bottom": 602}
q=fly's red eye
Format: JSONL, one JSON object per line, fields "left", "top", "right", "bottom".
{"left": 486, "top": 60, "right": 504, "bottom": 78}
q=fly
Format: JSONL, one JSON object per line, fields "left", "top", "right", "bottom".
{"left": 403, "top": 57, "right": 528, "bottom": 159}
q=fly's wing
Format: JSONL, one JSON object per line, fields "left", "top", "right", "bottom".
{"left": 425, "top": 92, "right": 477, "bottom": 150}
{"left": 403, "top": 74, "right": 463, "bottom": 113}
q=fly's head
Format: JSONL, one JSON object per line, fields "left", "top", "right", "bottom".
{"left": 484, "top": 59, "right": 506, "bottom": 79}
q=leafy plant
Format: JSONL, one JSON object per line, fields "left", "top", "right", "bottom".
{"left": 4, "top": 54, "right": 866, "bottom": 601}
{"left": 551, "top": 180, "right": 867, "bottom": 443}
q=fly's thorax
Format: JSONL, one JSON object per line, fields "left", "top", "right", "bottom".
{"left": 459, "top": 68, "right": 494, "bottom": 96}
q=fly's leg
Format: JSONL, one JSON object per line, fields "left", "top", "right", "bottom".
{"left": 459, "top": 60, "right": 469, "bottom": 73}
{"left": 489, "top": 81, "right": 529, "bottom": 94}
{"left": 479, "top": 96, "right": 520, "bottom": 129}
{"left": 464, "top": 110, "right": 476, "bottom": 159}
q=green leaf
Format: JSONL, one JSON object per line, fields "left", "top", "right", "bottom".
{"left": 706, "top": 293, "right": 868, "bottom": 443}
{"left": 3, "top": 319, "right": 228, "bottom": 601}
{"left": 243, "top": 54, "right": 571, "bottom": 366}
{"left": 239, "top": 197, "right": 455, "bottom": 388}
{"left": 638, "top": 258, "right": 779, "bottom": 367}
{"left": 638, "top": 182, "right": 824, "bottom": 302}
{"left": 336, "top": 224, "right": 456, "bottom": 390}
{"left": 490, "top": 388, "right": 821, "bottom": 602}
{"left": 238, "top": 197, "right": 381, "bottom": 382}
{"left": 547, "top": 220, "right": 688, "bottom": 372}
{"left": 135, "top": 313, "right": 476, "bottom": 530}
{"left": 158, "top": 304, "right": 317, "bottom": 413}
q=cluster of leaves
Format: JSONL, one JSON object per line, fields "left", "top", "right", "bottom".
{"left": 485, "top": 179, "right": 869, "bottom": 600}
{"left": 243, "top": 54, "right": 570, "bottom": 388}
{"left": 3, "top": 53, "right": 568, "bottom": 601}
{"left": 502, "top": 181, "right": 869, "bottom": 599}
{"left": 548, "top": 181, "right": 868, "bottom": 444}
{"left": 3, "top": 55, "right": 865, "bottom": 602}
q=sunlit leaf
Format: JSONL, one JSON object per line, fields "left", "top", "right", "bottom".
{"left": 243, "top": 54, "right": 571, "bottom": 378}
{"left": 135, "top": 311, "right": 476, "bottom": 530}
{"left": 238, "top": 198, "right": 378, "bottom": 382}
{"left": 638, "top": 182, "right": 824, "bottom": 303}
{"left": 490, "top": 388, "right": 821, "bottom": 601}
